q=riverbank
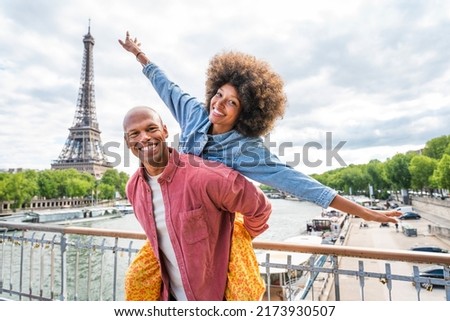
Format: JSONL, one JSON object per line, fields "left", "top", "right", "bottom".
{"left": 323, "top": 213, "right": 450, "bottom": 301}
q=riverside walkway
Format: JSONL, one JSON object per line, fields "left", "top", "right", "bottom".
{"left": 327, "top": 214, "right": 450, "bottom": 300}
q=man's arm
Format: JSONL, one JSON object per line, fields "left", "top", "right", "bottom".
{"left": 219, "top": 171, "right": 272, "bottom": 238}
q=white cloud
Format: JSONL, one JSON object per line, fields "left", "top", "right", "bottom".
{"left": 0, "top": 0, "right": 449, "bottom": 178}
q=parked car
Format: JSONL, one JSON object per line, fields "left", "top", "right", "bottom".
{"left": 410, "top": 246, "right": 448, "bottom": 253}
{"left": 395, "top": 206, "right": 414, "bottom": 213}
{"left": 399, "top": 212, "right": 421, "bottom": 220}
{"left": 412, "top": 267, "right": 446, "bottom": 289}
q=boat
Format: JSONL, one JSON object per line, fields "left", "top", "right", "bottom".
{"left": 114, "top": 203, "right": 134, "bottom": 215}
{"left": 321, "top": 207, "right": 343, "bottom": 218}
{"left": 257, "top": 235, "right": 325, "bottom": 301}
{"left": 306, "top": 217, "right": 333, "bottom": 233}
{"left": 20, "top": 207, "right": 120, "bottom": 224}
{"left": 82, "top": 207, "right": 120, "bottom": 218}
{"left": 0, "top": 213, "right": 38, "bottom": 231}
{"left": 306, "top": 207, "right": 346, "bottom": 240}
{"left": 25, "top": 208, "right": 84, "bottom": 223}
{"left": 266, "top": 193, "right": 283, "bottom": 199}
{"left": 355, "top": 197, "right": 384, "bottom": 210}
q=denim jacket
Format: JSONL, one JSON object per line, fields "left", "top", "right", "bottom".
{"left": 143, "top": 63, "right": 337, "bottom": 208}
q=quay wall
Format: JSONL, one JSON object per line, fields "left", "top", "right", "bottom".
{"left": 411, "top": 196, "right": 450, "bottom": 220}
{"left": 411, "top": 196, "right": 450, "bottom": 243}
{"left": 1, "top": 198, "right": 98, "bottom": 215}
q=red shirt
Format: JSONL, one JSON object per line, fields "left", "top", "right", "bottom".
{"left": 126, "top": 148, "right": 271, "bottom": 300}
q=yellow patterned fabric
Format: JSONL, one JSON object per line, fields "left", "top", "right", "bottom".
{"left": 225, "top": 214, "right": 266, "bottom": 301}
{"left": 124, "top": 213, "right": 265, "bottom": 301}
{"left": 124, "top": 240, "right": 161, "bottom": 301}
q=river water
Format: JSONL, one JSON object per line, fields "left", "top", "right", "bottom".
{"left": 80, "top": 198, "right": 323, "bottom": 242}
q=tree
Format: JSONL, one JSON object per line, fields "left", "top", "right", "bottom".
{"left": 384, "top": 153, "right": 413, "bottom": 203}
{"left": 5, "top": 172, "right": 38, "bottom": 211}
{"left": 97, "top": 183, "right": 116, "bottom": 200}
{"left": 0, "top": 173, "right": 8, "bottom": 201}
{"left": 433, "top": 154, "right": 450, "bottom": 190}
{"left": 366, "top": 160, "right": 389, "bottom": 198}
{"left": 66, "top": 178, "right": 92, "bottom": 198}
{"left": 100, "top": 169, "right": 129, "bottom": 199}
{"left": 384, "top": 153, "right": 413, "bottom": 190}
{"left": 422, "top": 135, "right": 450, "bottom": 160}
{"left": 445, "top": 143, "right": 450, "bottom": 156}
{"left": 408, "top": 155, "right": 437, "bottom": 193}
{"left": 118, "top": 172, "right": 129, "bottom": 198}
{"left": 37, "top": 170, "right": 60, "bottom": 199}
{"left": 338, "top": 165, "right": 370, "bottom": 196}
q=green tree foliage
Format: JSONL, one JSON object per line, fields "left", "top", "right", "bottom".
{"left": 36, "top": 169, "right": 95, "bottom": 199}
{"left": 65, "top": 177, "right": 92, "bottom": 198}
{"left": 384, "top": 153, "right": 413, "bottom": 190}
{"left": 258, "top": 184, "right": 279, "bottom": 192}
{"left": 118, "top": 172, "right": 129, "bottom": 198}
{"left": 422, "top": 135, "right": 450, "bottom": 160}
{"left": 0, "top": 173, "right": 8, "bottom": 201}
{"left": 339, "top": 165, "right": 370, "bottom": 195}
{"left": 97, "top": 183, "right": 116, "bottom": 200}
{"left": 408, "top": 155, "right": 437, "bottom": 191}
{"left": 100, "top": 169, "right": 129, "bottom": 199}
{"left": 4, "top": 172, "right": 38, "bottom": 210}
{"left": 0, "top": 168, "right": 129, "bottom": 205}
{"left": 366, "top": 160, "right": 389, "bottom": 193}
{"left": 101, "top": 169, "right": 120, "bottom": 187}
{"left": 433, "top": 154, "right": 450, "bottom": 190}
{"left": 37, "top": 170, "right": 60, "bottom": 198}
{"left": 305, "top": 136, "right": 450, "bottom": 197}
{"left": 445, "top": 143, "right": 450, "bottom": 156}
{"left": 312, "top": 169, "right": 339, "bottom": 190}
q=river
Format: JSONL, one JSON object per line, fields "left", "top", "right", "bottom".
{"left": 78, "top": 198, "right": 323, "bottom": 242}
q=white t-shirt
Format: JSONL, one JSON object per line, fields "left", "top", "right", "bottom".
{"left": 147, "top": 173, "right": 187, "bottom": 300}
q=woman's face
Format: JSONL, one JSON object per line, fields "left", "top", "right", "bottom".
{"left": 208, "top": 83, "right": 242, "bottom": 134}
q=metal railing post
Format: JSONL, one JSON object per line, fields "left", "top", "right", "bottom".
{"left": 358, "top": 261, "right": 365, "bottom": 301}
{"left": 59, "top": 234, "right": 67, "bottom": 301}
{"left": 332, "top": 255, "right": 340, "bottom": 301}
{"left": 19, "top": 230, "right": 24, "bottom": 300}
{"left": 112, "top": 237, "right": 119, "bottom": 301}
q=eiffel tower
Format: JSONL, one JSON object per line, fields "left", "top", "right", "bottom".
{"left": 51, "top": 23, "right": 112, "bottom": 178}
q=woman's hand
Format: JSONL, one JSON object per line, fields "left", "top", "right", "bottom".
{"left": 365, "top": 209, "right": 402, "bottom": 224}
{"left": 118, "top": 31, "right": 142, "bottom": 56}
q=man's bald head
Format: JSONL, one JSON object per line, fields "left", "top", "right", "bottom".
{"left": 123, "top": 106, "right": 164, "bottom": 132}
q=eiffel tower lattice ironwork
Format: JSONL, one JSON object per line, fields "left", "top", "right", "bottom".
{"left": 51, "top": 24, "right": 112, "bottom": 178}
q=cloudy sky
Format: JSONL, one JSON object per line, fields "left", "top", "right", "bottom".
{"left": 1, "top": 0, "right": 449, "bottom": 176}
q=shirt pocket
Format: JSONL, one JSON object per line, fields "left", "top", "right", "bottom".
{"left": 181, "top": 206, "right": 209, "bottom": 244}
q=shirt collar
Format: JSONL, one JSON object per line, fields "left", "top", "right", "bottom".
{"left": 136, "top": 147, "right": 180, "bottom": 183}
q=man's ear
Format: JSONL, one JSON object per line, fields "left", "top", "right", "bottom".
{"left": 163, "top": 125, "right": 169, "bottom": 139}
{"left": 124, "top": 134, "right": 130, "bottom": 149}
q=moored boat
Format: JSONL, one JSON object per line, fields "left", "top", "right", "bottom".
{"left": 257, "top": 235, "right": 325, "bottom": 301}
{"left": 114, "top": 203, "right": 134, "bottom": 215}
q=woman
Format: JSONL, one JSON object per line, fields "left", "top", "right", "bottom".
{"left": 119, "top": 31, "right": 400, "bottom": 300}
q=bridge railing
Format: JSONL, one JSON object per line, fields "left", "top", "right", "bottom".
{"left": 1, "top": 221, "right": 449, "bottom": 301}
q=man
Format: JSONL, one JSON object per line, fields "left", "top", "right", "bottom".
{"left": 123, "top": 106, "right": 272, "bottom": 301}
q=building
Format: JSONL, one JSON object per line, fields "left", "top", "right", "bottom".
{"left": 51, "top": 23, "right": 112, "bottom": 179}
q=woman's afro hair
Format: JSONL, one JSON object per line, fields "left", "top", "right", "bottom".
{"left": 205, "top": 51, "right": 287, "bottom": 137}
